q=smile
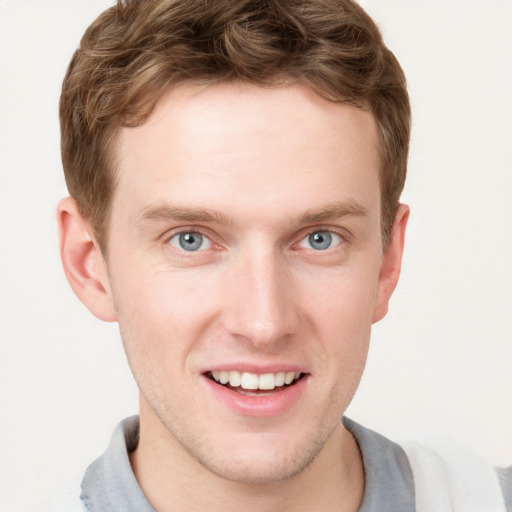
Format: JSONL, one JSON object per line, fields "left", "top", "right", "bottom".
{"left": 207, "top": 370, "right": 305, "bottom": 393}
{"left": 202, "top": 368, "right": 309, "bottom": 416}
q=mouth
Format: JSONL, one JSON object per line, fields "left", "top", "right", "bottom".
{"left": 205, "top": 370, "right": 307, "bottom": 396}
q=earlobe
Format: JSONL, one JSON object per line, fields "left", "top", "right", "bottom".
{"left": 372, "top": 204, "right": 409, "bottom": 324}
{"left": 57, "top": 197, "right": 117, "bottom": 322}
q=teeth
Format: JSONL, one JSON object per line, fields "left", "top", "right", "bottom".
{"left": 210, "top": 370, "right": 302, "bottom": 390}
{"left": 258, "top": 373, "right": 276, "bottom": 390}
{"left": 228, "top": 370, "right": 241, "bottom": 387}
{"left": 284, "top": 371, "right": 295, "bottom": 385}
{"left": 240, "top": 372, "right": 259, "bottom": 389}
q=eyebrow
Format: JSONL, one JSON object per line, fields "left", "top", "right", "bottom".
{"left": 137, "top": 199, "right": 368, "bottom": 228}
{"left": 297, "top": 200, "right": 368, "bottom": 224}
{"left": 137, "top": 205, "right": 234, "bottom": 227}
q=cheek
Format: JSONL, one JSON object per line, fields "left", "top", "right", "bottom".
{"left": 305, "top": 266, "right": 379, "bottom": 333}
{"left": 302, "top": 267, "right": 378, "bottom": 382}
{"left": 111, "top": 267, "right": 217, "bottom": 361}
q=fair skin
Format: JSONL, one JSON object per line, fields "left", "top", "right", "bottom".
{"left": 58, "top": 82, "right": 408, "bottom": 512}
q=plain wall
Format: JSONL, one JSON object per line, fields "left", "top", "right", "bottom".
{"left": 1, "top": 1, "right": 511, "bottom": 509}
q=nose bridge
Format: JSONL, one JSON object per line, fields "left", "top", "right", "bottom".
{"left": 223, "top": 244, "right": 296, "bottom": 346}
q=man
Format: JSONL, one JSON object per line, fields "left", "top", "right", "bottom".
{"left": 56, "top": 0, "right": 511, "bottom": 510}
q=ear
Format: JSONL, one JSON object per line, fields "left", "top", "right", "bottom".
{"left": 372, "top": 204, "right": 409, "bottom": 323}
{"left": 57, "top": 197, "right": 117, "bottom": 322}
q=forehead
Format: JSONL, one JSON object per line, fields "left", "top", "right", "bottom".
{"left": 113, "top": 82, "right": 381, "bottom": 225}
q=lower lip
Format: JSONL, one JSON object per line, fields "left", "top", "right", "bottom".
{"left": 202, "top": 375, "right": 309, "bottom": 417}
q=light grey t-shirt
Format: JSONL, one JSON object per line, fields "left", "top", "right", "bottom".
{"left": 80, "top": 416, "right": 511, "bottom": 511}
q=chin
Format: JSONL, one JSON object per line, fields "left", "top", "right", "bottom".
{"left": 177, "top": 426, "right": 333, "bottom": 485}
{"left": 193, "top": 448, "right": 318, "bottom": 485}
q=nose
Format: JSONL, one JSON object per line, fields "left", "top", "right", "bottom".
{"left": 221, "top": 246, "right": 299, "bottom": 348}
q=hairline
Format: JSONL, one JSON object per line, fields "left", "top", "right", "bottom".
{"left": 94, "top": 79, "right": 393, "bottom": 256}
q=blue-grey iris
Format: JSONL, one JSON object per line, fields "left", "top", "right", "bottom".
{"left": 179, "top": 232, "right": 203, "bottom": 251}
{"left": 308, "top": 231, "right": 332, "bottom": 250}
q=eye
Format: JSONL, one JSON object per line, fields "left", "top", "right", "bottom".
{"left": 168, "top": 231, "right": 211, "bottom": 251}
{"left": 299, "top": 230, "right": 342, "bottom": 251}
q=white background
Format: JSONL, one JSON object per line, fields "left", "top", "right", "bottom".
{"left": 1, "top": 1, "right": 511, "bottom": 509}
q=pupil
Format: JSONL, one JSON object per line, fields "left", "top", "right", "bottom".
{"left": 309, "top": 231, "right": 331, "bottom": 250}
{"left": 179, "top": 232, "right": 202, "bottom": 251}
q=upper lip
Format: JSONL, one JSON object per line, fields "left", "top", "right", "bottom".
{"left": 201, "top": 363, "right": 309, "bottom": 375}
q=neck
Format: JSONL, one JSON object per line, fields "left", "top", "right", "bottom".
{"left": 130, "top": 403, "right": 364, "bottom": 512}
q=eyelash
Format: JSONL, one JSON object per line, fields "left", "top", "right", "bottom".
{"left": 165, "top": 227, "right": 346, "bottom": 254}
{"left": 166, "top": 230, "right": 214, "bottom": 252}
{"left": 297, "top": 230, "right": 344, "bottom": 251}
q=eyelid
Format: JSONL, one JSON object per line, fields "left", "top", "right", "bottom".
{"left": 167, "top": 231, "right": 211, "bottom": 251}
{"left": 162, "top": 225, "right": 348, "bottom": 252}
{"left": 164, "top": 227, "right": 219, "bottom": 251}
{"left": 297, "top": 229, "right": 344, "bottom": 250}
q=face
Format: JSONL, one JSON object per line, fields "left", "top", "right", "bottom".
{"left": 101, "top": 82, "right": 401, "bottom": 483}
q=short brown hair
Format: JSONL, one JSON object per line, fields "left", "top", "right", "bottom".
{"left": 60, "top": 0, "right": 410, "bottom": 251}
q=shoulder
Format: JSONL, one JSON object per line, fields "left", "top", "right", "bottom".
{"left": 497, "top": 466, "right": 512, "bottom": 512}
{"left": 40, "top": 477, "right": 86, "bottom": 512}
{"left": 343, "top": 417, "right": 415, "bottom": 511}
{"left": 403, "top": 440, "right": 510, "bottom": 512}
{"left": 344, "top": 417, "right": 510, "bottom": 512}
{"left": 49, "top": 494, "right": 86, "bottom": 512}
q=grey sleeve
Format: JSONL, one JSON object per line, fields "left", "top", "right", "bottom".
{"left": 498, "top": 466, "right": 512, "bottom": 512}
